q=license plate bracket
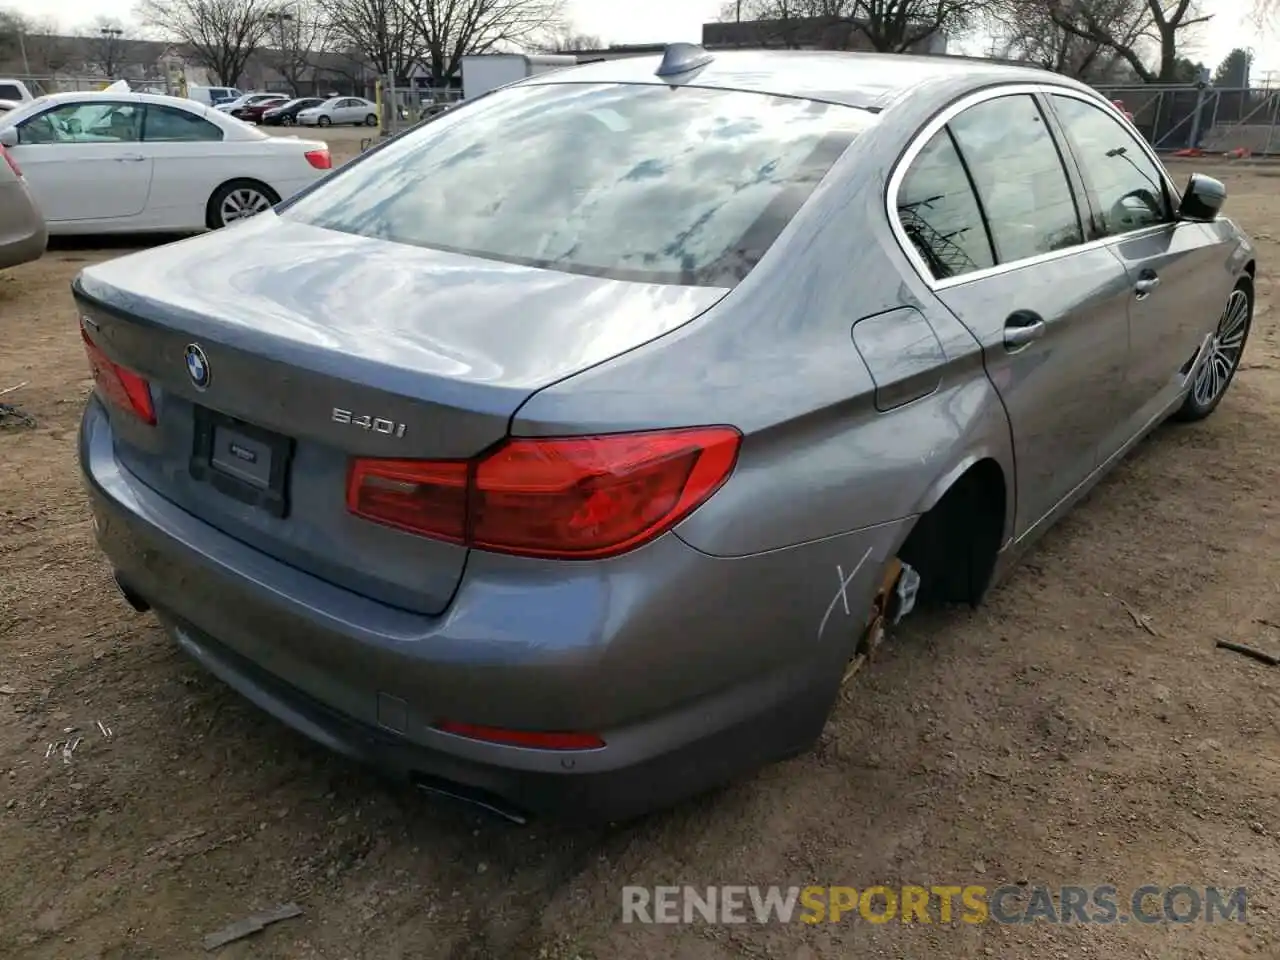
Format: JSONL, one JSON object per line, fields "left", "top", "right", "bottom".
{"left": 190, "top": 407, "right": 293, "bottom": 518}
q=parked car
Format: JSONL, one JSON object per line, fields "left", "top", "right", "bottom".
{"left": 0, "top": 91, "right": 331, "bottom": 234}
{"left": 418, "top": 102, "right": 454, "bottom": 121}
{"left": 230, "top": 94, "right": 289, "bottom": 124}
{"left": 188, "top": 85, "right": 243, "bottom": 108}
{"left": 215, "top": 92, "right": 283, "bottom": 114}
{"left": 74, "top": 47, "right": 1256, "bottom": 824}
{"left": 0, "top": 79, "right": 35, "bottom": 103}
{"left": 260, "top": 97, "right": 326, "bottom": 126}
{"left": 297, "top": 96, "right": 379, "bottom": 126}
{"left": 0, "top": 142, "right": 47, "bottom": 268}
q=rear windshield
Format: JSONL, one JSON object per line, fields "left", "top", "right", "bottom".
{"left": 0, "top": 83, "right": 24, "bottom": 100}
{"left": 282, "top": 82, "right": 875, "bottom": 286}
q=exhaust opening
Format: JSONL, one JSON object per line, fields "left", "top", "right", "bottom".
{"left": 412, "top": 773, "right": 531, "bottom": 825}
{"left": 113, "top": 574, "right": 151, "bottom": 613}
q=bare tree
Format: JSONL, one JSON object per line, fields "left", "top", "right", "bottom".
{"left": 532, "top": 27, "right": 603, "bottom": 52}
{"left": 400, "top": 0, "right": 566, "bottom": 85}
{"left": 0, "top": 10, "right": 26, "bottom": 72}
{"left": 262, "top": 1, "right": 331, "bottom": 92}
{"left": 80, "top": 17, "right": 137, "bottom": 78}
{"left": 0, "top": 11, "right": 70, "bottom": 75}
{"left": 136, "top": 0, "right": 274, "bottom": 85}
{"left": 1021, "top": 0, "right": 1211, "bottom": 82}
{"left": 714, "top": 0, "right": 813, "bottom": 47}
{"left": 718, "top": 0, "right": 982, "bottom": 54}
{"left": 326, "top": 0, "right": 417, "bottom": 79}
{"left": 987, "top": 0, "right": 1147, "bottom": 78}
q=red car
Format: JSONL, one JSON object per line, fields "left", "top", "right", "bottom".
{"left": 231, "top": 96, "right": 289, "bottom": 124}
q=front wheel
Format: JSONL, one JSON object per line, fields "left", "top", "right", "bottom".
{"left": 207, "top": 180, "right": 280, "bottom": 230}
{"left": 1173, "top": 277, "right": 1253, "bottom": 422}
{"left": 365, "top": 113, "right": 378, "bottom": 126}
{"left": 281, "top": 115, "right": 294, "bottom": 126}
{"left": 317, "top": 115, "right": 331, "bottom": 127}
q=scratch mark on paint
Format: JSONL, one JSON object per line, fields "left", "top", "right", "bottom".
{"left": 817, "top": 546, "right": 875, "bottom": 641}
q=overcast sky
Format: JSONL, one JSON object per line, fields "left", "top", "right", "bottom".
{"left": 5, "top": 0, "right": 1274, "bottom": 75}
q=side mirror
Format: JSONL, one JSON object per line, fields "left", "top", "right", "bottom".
{"left": 0, "top": 127, "right": 17, "bottom": 148}
{"left": 1179, "top": 173, "right": 1226, "bottom": 222}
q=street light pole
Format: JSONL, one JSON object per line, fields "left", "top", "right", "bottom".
{"left": 264, "top": 10, "right": 295, "bottom": 93}
{"left": 101, "top": 25, "right": 125, "bottom": 80}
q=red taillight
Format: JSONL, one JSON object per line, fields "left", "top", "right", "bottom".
{"left": 304, "top": 149, "right": 331, "bottom": 170}
{"left": 346, "top": 426, "right": 741, "bottom": 559}
{"left": 435, "top": 720, "right": 604, "bottom": 751}
{"left": 81, "top": 327, "right": 156, "bottom": 425}
{"left": 1, "top": 144, "right": 20, "bottom": 178}
{"left": 346, "top": 458, "right": 468, "bottom": 543}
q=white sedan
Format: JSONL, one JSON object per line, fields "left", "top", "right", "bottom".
{"left": 297, "top": 96, "right": 379, "bottom": 127}
{"left": 0, "top": 91, "right": 332, "bottom": 234}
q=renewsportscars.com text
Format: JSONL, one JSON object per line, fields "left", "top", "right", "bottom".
{"left": 621, "top": 884, "right": 1247, "bottom": 925}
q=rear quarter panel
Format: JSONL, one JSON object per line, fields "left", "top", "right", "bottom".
{"left": 146, "top": 139, "right": 321, "bottom": 226}
{"left": 511, "top": 99, "right": 1018, "bottom": 559}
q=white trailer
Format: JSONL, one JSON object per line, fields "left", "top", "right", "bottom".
{"left": 460, "top": 53, "right": 578, "bottom": 100}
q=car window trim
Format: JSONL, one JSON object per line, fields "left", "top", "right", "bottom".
{"left": 886, "top": 82, "right": 1182, "bottom": 293}
{"left": 1042, "top": 91, "right": 1176, "bottom": 237}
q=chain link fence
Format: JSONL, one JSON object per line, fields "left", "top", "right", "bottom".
{"left": 1096, "top": 84, "right": 1280, "bottom": 155}
{"left": 377, "top": 77, "right": 462, "bottom": 136}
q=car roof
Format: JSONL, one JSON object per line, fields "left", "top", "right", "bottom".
{"left": 19, "top": 90, "right": 215, "bottom": 109}
{"left": 526, "top": 49, "right": 1087, "bottom": 111}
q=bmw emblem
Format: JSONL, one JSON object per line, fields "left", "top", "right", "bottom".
{"left": 185, "top": 344, "right": 210, "bottom": 389}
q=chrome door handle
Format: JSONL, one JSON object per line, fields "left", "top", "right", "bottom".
{"left": 1135, "top": 275, "right": 1161, "bottom": 297}
{"left": 114, "top": 154, "right": 146, "bottom": 162}
{"left": 1004, "top": 309, "right": 1046, "bottom": 349}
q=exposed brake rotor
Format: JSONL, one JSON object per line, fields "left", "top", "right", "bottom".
{"left": 842, "top": 558, "right": 920, "bottom": 686}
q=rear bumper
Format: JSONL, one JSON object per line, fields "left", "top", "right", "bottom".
{"left": 0, "top": 181, "right": 47, "bottom": 269}
{"left": 79, "top": 398, "right": 911, "bottom": 821}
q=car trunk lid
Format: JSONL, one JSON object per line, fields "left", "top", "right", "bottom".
{"left": 75, "top": 215, "right": 728, "bottom": 615}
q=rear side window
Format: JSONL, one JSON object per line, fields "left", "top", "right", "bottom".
{"left": 947, "top": 94, "right": 1083, "bottom": 264}
{"left": 144, "top": 104, "right": 223, "bottom": 142}
{"left": 282, "top": 82, "right": 876, "bottom": 286}
{"left": 896, "top": 130, "right": 995, "bottom": 281}
{"left": 0, "top": 83, "right": 23, "bottom": 100}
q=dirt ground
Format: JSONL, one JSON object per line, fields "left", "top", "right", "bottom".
{"left": 3, "top": 156, "right": 1280, "bottom": 960}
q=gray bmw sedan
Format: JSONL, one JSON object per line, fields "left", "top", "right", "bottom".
{"left": 76, "top": 44, "right": 1256, "bottom": 822}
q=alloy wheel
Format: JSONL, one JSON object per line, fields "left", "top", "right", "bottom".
{"left": 219, "top": 187, "right": 273, "bottom": 226}
{"left": 1192, "top": 288, "right": 1250, "bottom": 407}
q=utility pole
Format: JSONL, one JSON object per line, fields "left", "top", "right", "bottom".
{"left": 17, "top": 24, "right": 30, "bottom": 76}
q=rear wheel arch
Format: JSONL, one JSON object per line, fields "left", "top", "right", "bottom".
{"left": 898, "top": 457, "right": 1007, "bottom": 608}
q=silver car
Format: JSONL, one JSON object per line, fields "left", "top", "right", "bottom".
{"left": 0, "top": 141, "right": 46, "bottom": 268}
{"left": 75, "top": 46, "right": 1255, "bottom": 823}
